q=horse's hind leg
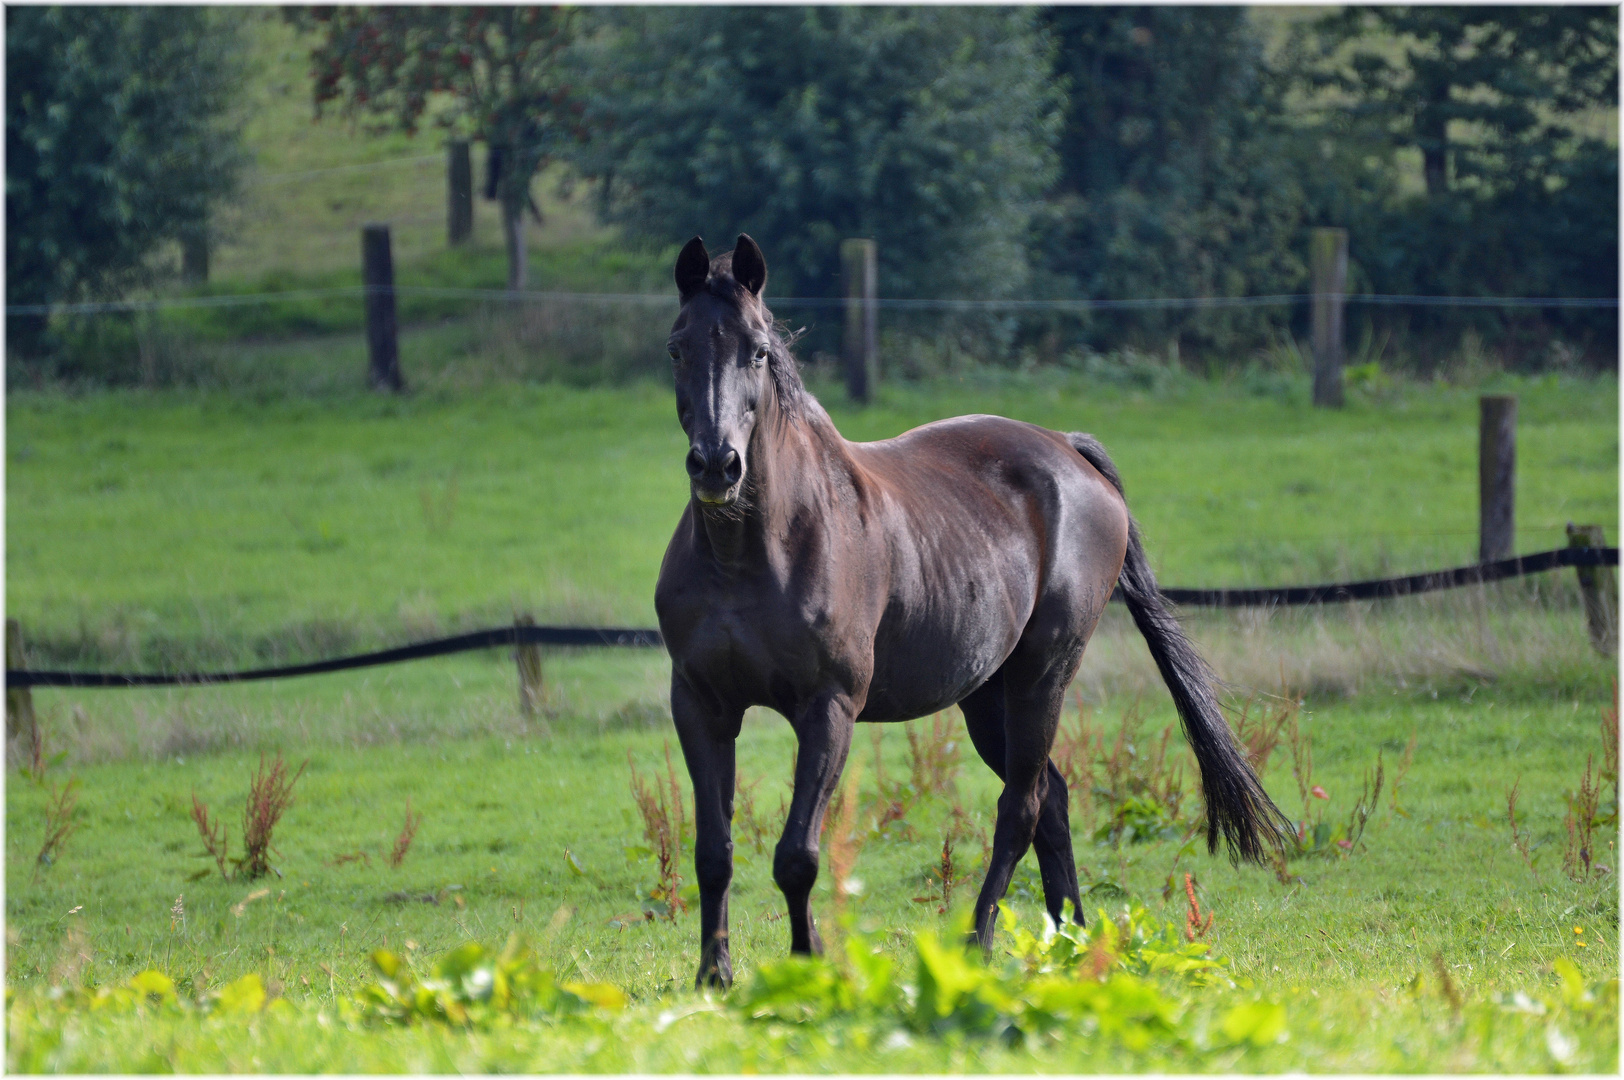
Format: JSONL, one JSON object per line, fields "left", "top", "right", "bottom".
{"left": 961, "top": 673, "right": 1084, "bottom": 930}
{"left": 968, "top": 640, "right": 1085, "bottom": 951}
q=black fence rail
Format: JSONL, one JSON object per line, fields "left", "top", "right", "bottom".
{"left": 7, "top": 546, "right": 1614, "bottom": 690}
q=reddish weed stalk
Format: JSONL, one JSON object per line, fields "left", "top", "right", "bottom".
{"left": 1230, "top": 690, "right": 1297, "bottom": 776}
{"left": 628, "top": 743, "right": 689, "bottom": 919}
{"left": 733, "top": 772, "right": 775, "bottom": 855}
{"left": 388, "top": 798, "right": 421, "bottom": 869}
{"left": 1563, "top": 755, "right": 1602, "bottom": 882}
{"left": 240, "top": 752, "right": 307, "bottom": 879}
{"left": 35, "top": 778, "right": 80, "bottom": 871}
{"left": 913, "top": 834, "right": 961, "bottom": 914}
{"left": 1389, "top": 730, "right": 1419, "bottom": 818}
{"left": 907, "top": 712, "right": 961, "bottom": 798}
{"left": 1602, "top": 682, "right": 1619, "bottom": 822}
{"left": 1183, "top": 872, "right": 1213, "bottom": 941}
{"left": 1506, "top": 777, "right": 1539, "bottom": 880}
{"left": 826, "top": 766, "right": 867, "bottom": 918}
{"left": 191, "top": 793, "right": 231, "bottom": 880}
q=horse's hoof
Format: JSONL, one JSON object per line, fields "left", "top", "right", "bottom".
{"left": 694, "top": 962, "right": 732, "bottom": 991}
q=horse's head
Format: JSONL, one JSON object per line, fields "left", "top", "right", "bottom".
{"left": 667, "top": 233, "right": 784, "bottom": 508}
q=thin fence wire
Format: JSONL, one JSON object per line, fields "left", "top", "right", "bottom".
{"left": 8, "top": 287, "right": 1617, "bottom": 318}
{"left": 248, "top": 153, "right": 443, "bottom": 186}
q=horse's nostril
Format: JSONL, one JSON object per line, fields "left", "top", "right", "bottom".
{"left": 685, "top": 447, "right": 707, "bottom": 478}
{"left": 721, "top": 450, "right": 741, "bottom": 484}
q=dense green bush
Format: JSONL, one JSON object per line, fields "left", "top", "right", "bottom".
{"left": 568, "top": 7, "right": 1059, "bottom": 306}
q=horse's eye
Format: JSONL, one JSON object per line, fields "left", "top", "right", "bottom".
{"left": 752, "top": 344, "right": 769, "bottom": 366}
{"left": 668, "top": 347, "right": 681, "bottom": 362}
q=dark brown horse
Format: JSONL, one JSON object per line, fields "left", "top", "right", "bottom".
{"left": 655, "top": 235, "right": 1289, "bottom": 988}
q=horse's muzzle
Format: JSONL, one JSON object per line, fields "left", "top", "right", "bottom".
{"left": 686, "top": 444, "right": 743, "bottom": 505}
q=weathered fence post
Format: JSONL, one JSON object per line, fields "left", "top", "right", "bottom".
{"left": 1311, "top": 227, "right": 1348, "bottom": 408}
{"left": 6, "top": 619, "right": 38, "bottom": 769}
{"left": 515, "top": 615, "right": 544, "bottom": 716}
{"left": 1479, "top": 394, "right": 1516, "bottom": 562}
{"left": 447, "top": 140, "right": 473, "bottom": 247}
{"left": 362, "top": 223, "right": 404, "bottom": 392}
{"left": 1567, "top": 523, "right": 1617, "bottom": 655}
{"left": 841, "top": 238, "right": 877, "bottom": 404}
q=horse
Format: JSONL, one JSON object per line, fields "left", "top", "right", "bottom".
{"left": 654, "top": 234, "right": 1290, "bottom": 988}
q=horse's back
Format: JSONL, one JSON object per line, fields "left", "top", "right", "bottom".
{"left": 847, "top": 414, "right": 1129, "bottom": 721}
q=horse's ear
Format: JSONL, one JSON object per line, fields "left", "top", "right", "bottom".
{"left": 675, "top": 236, "right": 710, "bottom": 300}
{"left": 732, "top": 234, "right": 767, "bottom": 296}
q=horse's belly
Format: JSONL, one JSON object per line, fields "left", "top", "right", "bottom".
{"left": 858, "top": 616, "right": 1012, "bottom": 722}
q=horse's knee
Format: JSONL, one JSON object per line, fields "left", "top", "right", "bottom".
{"left": 695, "top": 839, "right": 733, "bottom": 894}
{"left": 772, "top": 842, "right": 819, "bottom": 897}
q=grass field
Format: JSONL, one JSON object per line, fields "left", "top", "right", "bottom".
{"left": 5, "top": 366, "right": 1619, "bottom": 1071}
{"left": 9, "top": 372, "right": 1615, "bottom": 666}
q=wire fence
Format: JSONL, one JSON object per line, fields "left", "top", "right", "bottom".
{"left": 8, "top": 286, "right": 1619, "bottom": 318}
{"left": 8, "top": 546, "right": 1614, "bottom": 689}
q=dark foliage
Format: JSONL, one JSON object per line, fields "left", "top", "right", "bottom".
{"left": 1028, "top": 8, "right": 1308, "bottom": 363}
{"left": 1289, "top": 7, "right": 1619, "bottom": 369}
{"left": 5, "top": 7, "right": 247, "bottom": 363}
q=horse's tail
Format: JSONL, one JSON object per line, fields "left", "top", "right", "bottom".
{"left": 1069, "top": 432, "right": 1292, "bottom": 864}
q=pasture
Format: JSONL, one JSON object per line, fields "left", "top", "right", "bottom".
{"left": 5, "top": 370, "right": 1619, "bottom": 1071}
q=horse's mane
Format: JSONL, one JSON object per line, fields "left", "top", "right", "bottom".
{"left": 702, "top": 253, "right": 809, "bottom": 422}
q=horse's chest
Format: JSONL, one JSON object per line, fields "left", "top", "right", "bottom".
{"left": 667, "top": 587, "right": 832, "bottom": 705}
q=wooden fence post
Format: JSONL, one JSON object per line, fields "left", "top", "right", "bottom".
{"left": 515, "top": 615, "right": 544, "bottom": 716}
{"left": 1567, "top": 523, "right": 1617, "bottom": 655}
{"left": 1479, "top": 394, "right": 1516, "bottom": 562}
{"left": 6, "top": 618, "right": 38, "bottom": 769}
{"left": 362, "top": 223, "right": 404, "bottom": 392}
{"left": 1311, "top": 227, "right": 1348, "bottom": 408}
{"left": 447, "top": 140, "right": 473, "bottom": 247}
{"left": 841, "top": 238, "right": 877, "bottom": 404}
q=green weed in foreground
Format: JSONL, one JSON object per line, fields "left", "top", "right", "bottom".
{"left": 8, "top": 902, "right": 1616, "bottom": 1072}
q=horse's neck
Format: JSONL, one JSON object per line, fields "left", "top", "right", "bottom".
{"left": 697, "top": 406, "right": 845, "bottom": 569}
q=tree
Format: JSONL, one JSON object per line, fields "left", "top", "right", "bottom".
{"left": 568, "top": 7, "right": 1059, "bottom": 304}
{"left": 300, "top": 7, "right": 584, "bottom": 291}
{"left": 1291, "top": 7, "right": 1618, "bottom": 366}
{"left": 1032, "top": 7, "right": 1306, "bottom": 361}
{"left": 1305, "top": 7, "right": 1616, "bottom": 199}
{"left": 5, "top": 6, "right": 248, "bottom": 357}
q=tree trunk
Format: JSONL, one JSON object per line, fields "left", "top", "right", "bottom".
{"left": 502, "top": 188, "right": 527, "bottom": 292}
{"left": 1422, "top": 143, "right": 1447, "bottom": 197}
{"left": 1416, "top": 88, "right": 1450, "bottom": 196}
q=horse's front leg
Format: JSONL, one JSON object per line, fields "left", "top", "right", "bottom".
{"left": 671, "top": 677, "right": 741, "bottom": 989}
{"left": 775, "top": 691, "right": 860, "bottom": 955}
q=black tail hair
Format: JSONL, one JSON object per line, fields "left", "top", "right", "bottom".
{"left": 1070, "top": 432, "right": 1292, "bottom": 864}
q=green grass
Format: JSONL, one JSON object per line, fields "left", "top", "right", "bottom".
{"left": 7, "top": 686, "right": 1618, "bottom": 1070}
{"left": 8, "top": 372, "right": 1615, "bottom": 667}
